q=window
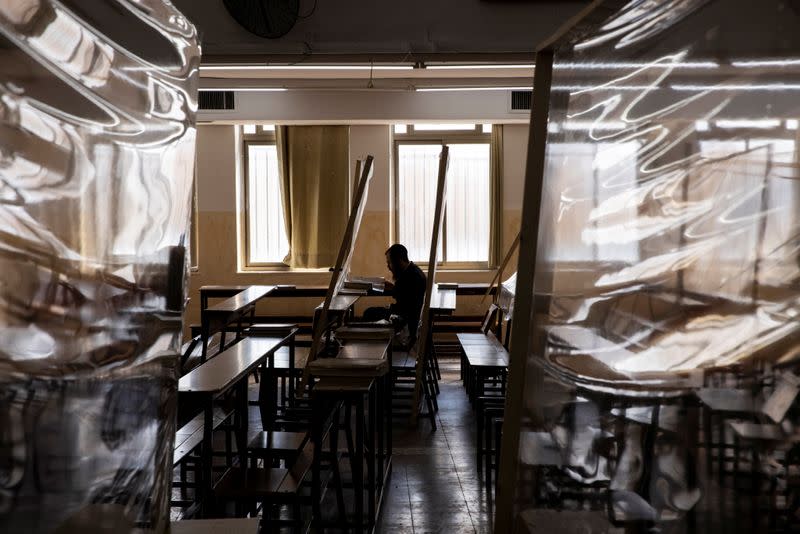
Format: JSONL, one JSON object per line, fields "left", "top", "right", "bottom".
{"left": 394, "top": 124, "right": 495, "bottom": 267}
{"left": 189, "top": 169, "right": 199, "bottom": 271}
{"left": 545, "top": 141, "right": 640, "bottom": 264}
{"left": 241, "top": 125, "right": 289, "bottom": 266}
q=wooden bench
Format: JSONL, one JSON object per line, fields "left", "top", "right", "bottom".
{"left": 214, "top": 427, "right": 316, "bottom": 533}
{"left": 172, "top": 406, "right": 235, "bottom": 509}
{"left": 177, "top": 331, "right": 297, "bottom": 512}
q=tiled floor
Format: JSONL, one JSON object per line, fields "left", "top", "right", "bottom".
{"left": 375, "top": 359, "right": 494, "bottom": 534}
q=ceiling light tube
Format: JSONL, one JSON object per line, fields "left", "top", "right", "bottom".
{"left": 715, "top": 119, "right": 781, "bottom": 129}
{"left": 199, "top": 87, "right": 288, "bottom": 92}
{"left": 416, "top": 86, "right": 532, "bottom": 92}
{"left": 199, "top": 64, "right": 413, "bottom": 71}
{"left": 731, "top": 59, "right": 800, "bottom": 68}
{"left": 555, "top": 61, "right": 718, "bottom": 69}
{"left": 672, "top": 83, "right": 800, "bottom": 91}
{"left": 425, "top": 64, "right": 534, "bottom": 70}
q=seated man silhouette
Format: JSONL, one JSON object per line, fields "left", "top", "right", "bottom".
{"left": 364, "top": 244, "right": 426, "bottom": 347}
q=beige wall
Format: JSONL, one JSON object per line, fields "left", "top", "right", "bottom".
{"left": 187, "top": 124, "right": 526, "bottom": 333}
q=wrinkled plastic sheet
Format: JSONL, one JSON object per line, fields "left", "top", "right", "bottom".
{"left": 513, "top": 0, "right": 800, "bottom": 530}
{"left": 0, "top": 1, "right": 199, "bottom": 532}
{"left": 499, "top": 272, "right": 517, "bottom": 319}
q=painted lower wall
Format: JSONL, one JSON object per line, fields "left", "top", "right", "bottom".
{"left": 187, "top": 123, "right": 528, "bottom": 334}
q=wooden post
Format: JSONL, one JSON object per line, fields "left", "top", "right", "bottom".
{"left": 493, "top": 49, "right": 555, "bottom": 532}
{"left": 410, "top": 146, "right": 449, "bottom": 424}
{"left": 482, "top": 230, "right": 520, "bottom": 304}
{"left": 492, "top": 2, "right": 637, "bottom": 527}
{"left": 301, "top": 156, "right": 374, "bottom": 390}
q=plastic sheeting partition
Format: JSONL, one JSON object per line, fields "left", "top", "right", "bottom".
{"left": 500, "top": 0, "right": 800, "bottom": 531}
{"left": 0, "top": 1, "right": 199, "bottom": 532}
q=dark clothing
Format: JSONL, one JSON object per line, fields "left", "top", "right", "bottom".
{"left": 390, "top": 262, "right": 427, "bottom": 339}
{"left": 363, "top": 262, "right": 427, "bottom": 341}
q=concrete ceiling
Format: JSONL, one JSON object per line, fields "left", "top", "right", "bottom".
{"left": 173, "top": 0, "right": 588, "bottom": 63}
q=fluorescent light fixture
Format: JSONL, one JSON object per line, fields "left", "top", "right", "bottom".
{"left": 562, "top": 120, "right": 627, "bottom": 131}
{"left": 672, "top": 83, "right": 800, "bottom": 91}
{"left": 416, "top": 86, "right": 532, "bottom": 92}
{"left": 731, "top": 59, "right": 800, "bottom": 68}
{"left": 200, "top": 64, "right": 412, "bottom": 71}
{"left": 199, "top": 87, "right": 287, "bottom": 92}
{"left": 555, "top": 61, "right": 719, "bottom": 69}
{"left": 425, "top": 64, "right": 534, "bottom": 70}
{"left": 786, "top": 119, "right": 799, "bottom": 130}
{"left": 695, "top": 120, "right": 710, "bottom": 132}
{"left": 413, "top": 123, "right": 477, "bottom": 131}
{"left": 553, "top": 85, "right": 660, "bottom": 91}
{"left": 715, "top": 119, "right": 781, "bottom": 129}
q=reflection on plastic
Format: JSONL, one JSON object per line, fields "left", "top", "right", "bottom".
{"left": 513, "top": 0, "right": 800, "bottom": 531}
{"left": 0, "top": 1, "right": 199, "bottom": 532}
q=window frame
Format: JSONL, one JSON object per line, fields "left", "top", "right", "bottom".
{"left": 189, "top": 167, "right": 199, "bottom": 272}
{"left": 392, "top": 124, "right": 497, "bottom": 270}
{"left": 239, "top": 126, "right": 290, "bottom": 271}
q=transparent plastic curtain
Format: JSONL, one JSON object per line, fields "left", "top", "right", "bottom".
{"left": 510, "top": 0, "right": 800, "bottom": 531}
{"left": 0, "top": 1, "right": 199, "bottom": 532}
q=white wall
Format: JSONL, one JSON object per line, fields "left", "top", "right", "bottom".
{"left": 502, "top": 124, "right": 530, "bottom": 211}
{"left": 348, "top": 125, "right": 392, "bottom": 212}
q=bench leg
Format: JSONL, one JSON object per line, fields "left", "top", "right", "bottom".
{"left": 330, "top": 406, "right": 347, "bottom": 521}
{"left": 355, "top": 397, "right": 365, "bottom": 534}
{"left": 311, "top": 398, "right": 323, "bottom": 529}
{"left": 368, "top": 385, "right": 376, "bottom": 528}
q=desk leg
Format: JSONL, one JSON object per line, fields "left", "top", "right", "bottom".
{"left": 355, "top": 397, "right": 365, "bottom": 534}
{"left": 201, "top": 399, "right": 213, "bottom": 517}
{"left": 311, "top": 396, "right": 322, "bottom": 530}
{"left": 368, "top": 385, "right": 376, "bottom": 528}
{"left": 259, "top": 362, "right": 276, "bottom": 431}
{"left": 201, "top": 318, "right": 209, "bottom": 362}
{"left": 387, "top": 372, "right": 392, "bottom": 468}
{"left": 289, "top": 339, "right": 296, "bottom": 404}
{"left": 377, "top": 375, "right": 385, "bottom": 487}
{"left": 237, "top": 380, "right": 248, "bottom": 469}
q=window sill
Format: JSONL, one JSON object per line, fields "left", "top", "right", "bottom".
{"left": 237, "top": 266, "right": 331, "bottom": 275}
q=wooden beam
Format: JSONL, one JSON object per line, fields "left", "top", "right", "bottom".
{"left": 493, "top": 49, "right": 555, "bottom": 533}
{"left": 300, "top": 156, "right": 374, "bottom": 391}
{"left": 410, "top": 146, "right": 449, "bottom": 424}
{"left": 482, "top": 230, "right": 520, "bottom": 304}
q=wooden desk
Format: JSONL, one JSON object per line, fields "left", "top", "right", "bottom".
{"left": 200, "top": 284, "right": 300, "bottom": 308}
{"left": 200, "top": 285, "right": 277, "bottom": 359}
{"left": 455, "top": 283, "right": 495, "bottom": 296}
{"left": 319, "top": 294, "right": 361, "bottom": 312}
{"left": 307, "top": 337, "right": 393, "bottom": 533}
{"left": 179, "top": 332, "right": 296, "bottom": 513}
{"left": 430, "top": 284, "right": 457, "bottom": 314}
{"left": 171, "top": 518, "right": 259, "bottom": 534}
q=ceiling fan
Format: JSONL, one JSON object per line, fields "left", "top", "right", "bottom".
{"left": 223, "top": 0, "right": 302, "bottom": 39}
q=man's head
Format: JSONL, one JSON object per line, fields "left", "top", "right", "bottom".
{"left": 385, "top": 243, "right": 410, "bottom": 277}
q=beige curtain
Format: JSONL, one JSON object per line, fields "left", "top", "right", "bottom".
{"left": 275, "top": 125, "right": 351, "bottom": 268}
{"left": 489, "top": 125, "right": 504, "bottom": 267}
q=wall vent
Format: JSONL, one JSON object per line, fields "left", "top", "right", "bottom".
{"left": 199, "top": 90, "right": 235, "bottom": 110}
{"left": 510, "top": 90, "right": 532, "bottom": 112}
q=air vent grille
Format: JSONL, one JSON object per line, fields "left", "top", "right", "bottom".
{"left": 199, "top": 91, "right": 235, "bottom": 110}
{"left": 510, "top": 90, "right": 532, "bottom": 111}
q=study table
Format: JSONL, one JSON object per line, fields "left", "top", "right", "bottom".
{"left": 199, "top": 285, "right": 277, "bottom": 359}
{"left": 178, "top": 330, "right": 297, "bottom": 513}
